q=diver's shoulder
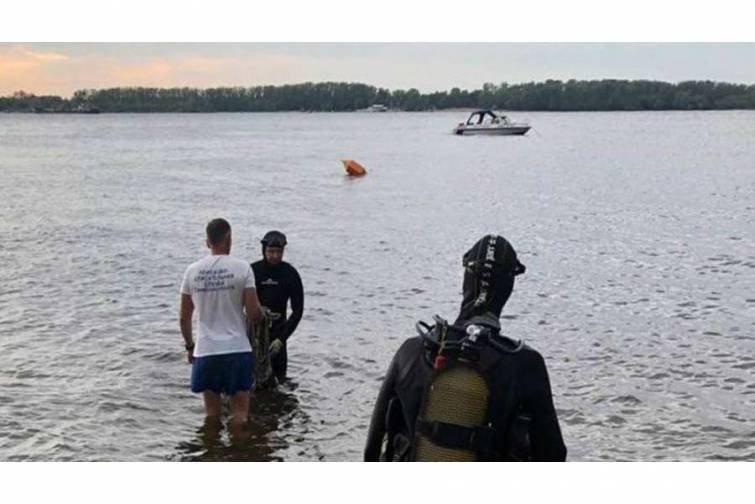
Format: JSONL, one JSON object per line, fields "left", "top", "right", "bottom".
{"left": 517, "top": 341, "right": 542, "bottom": 356}
{"left": 391, "top": 336, "right": 424, "bottom": 363}
{"left": 510, "top": 342, "right": 553, "bottom": 374}
{"left": 516, "top": 342, "right": 545, "bottom": 360}
{"left": 491, "top": 335, "right": 545, "bottom": 360}
{"left": 390, "top": 336, "right": 426, "bottom": 377}
{"left": 281, "top": 261, "right": 300, "bottom": 274}
{"left": 398, "top": 335, "right": 424, "bottom": 352}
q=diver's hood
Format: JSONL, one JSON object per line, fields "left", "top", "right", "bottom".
{"left": 260, "top": 230, "right": 287, "bottom": 266}
{"left": 455, "top": 235, "right": 525, "bottom": 329}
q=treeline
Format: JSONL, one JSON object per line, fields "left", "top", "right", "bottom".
{"left": 3, "top": 80, "right": 755, "bottom": 112}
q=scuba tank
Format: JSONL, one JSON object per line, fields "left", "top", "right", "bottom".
{"left": 412, "top": 315, "right": 525, "bottom": 462}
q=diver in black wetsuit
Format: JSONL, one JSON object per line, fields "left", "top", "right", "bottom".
{"left": 251, "top": 231, "right": 304, "bottom": 382}
{"left": 364, "top": 235, "right": 567, "bottom": 462}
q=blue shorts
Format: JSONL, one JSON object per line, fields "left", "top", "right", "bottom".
{"left": 191, "top": 352, "right": 254, "bottom": 395}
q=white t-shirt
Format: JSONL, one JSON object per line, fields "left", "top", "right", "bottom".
{"left": 180, "top": 254, "right": 256, "bottom": 357}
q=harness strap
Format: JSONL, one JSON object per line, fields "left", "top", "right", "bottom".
{"left": 416, "top": 419, "right": 497, "bottom": 456}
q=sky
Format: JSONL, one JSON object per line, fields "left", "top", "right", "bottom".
{"left": 2, "top": 43, "right": 755, "bottom": 97}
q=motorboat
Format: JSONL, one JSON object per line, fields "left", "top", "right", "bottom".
{"left": 368, "top": 104, "right": 388, "bottom": 112}
{"left": 453, "top": 110, "right": 530, "bottom": 135}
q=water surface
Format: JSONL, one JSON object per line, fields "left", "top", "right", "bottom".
{"left": 0, "top": 111, "right": 753, "bottom": 461}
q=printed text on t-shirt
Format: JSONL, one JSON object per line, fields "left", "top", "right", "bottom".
{"left": 194, "top": 268, "right": 236, "bottom": 292}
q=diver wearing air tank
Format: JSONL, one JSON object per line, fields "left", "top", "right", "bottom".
{"left": 251, "top": 230, "right": 304, "bottom": 382}
{"left": 364, "top": 235, "right": 567, "bottom": 462}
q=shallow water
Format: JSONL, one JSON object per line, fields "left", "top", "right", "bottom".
{"left": 0, "top": 110, "right": 753, "bottom": 461}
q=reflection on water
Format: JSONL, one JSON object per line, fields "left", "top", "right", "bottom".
{"left": 175, "top": 381, "right": 306, "bottom": 462}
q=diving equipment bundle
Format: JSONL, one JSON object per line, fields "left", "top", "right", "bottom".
{"left": 249, "top": 307, "right": 276, "bottom": 390}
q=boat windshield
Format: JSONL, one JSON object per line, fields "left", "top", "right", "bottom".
{"left": 467, "top": 111, "right": 499, "bottom": 125}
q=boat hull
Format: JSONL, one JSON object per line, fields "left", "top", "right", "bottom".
{"left": 454, "top": 126, "right": 530, "bottom": 136}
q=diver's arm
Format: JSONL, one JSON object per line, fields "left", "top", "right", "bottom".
{"left": 281, "top": 267, "right": 304, "bottom": 341}
{"left": 523, "top": 352, "right": 567, "bottom": 461}
{"left": 364, "top": 354, "right": 399, "bottom": 461}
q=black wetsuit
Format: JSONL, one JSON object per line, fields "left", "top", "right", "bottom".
{"left": 251, "top": 260, "right": 304, "bottom": 381}
{"left": 364, "top": 329, "right": 567, "bottom": 462}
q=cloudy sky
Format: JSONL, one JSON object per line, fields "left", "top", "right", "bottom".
{"left": 2, "top": 43, "right": 755, "bottom": 97}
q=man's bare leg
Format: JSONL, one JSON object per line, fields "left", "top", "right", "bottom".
{"left": 229, "top": 391, "right": 250, "bottom": 426}
{"left": 200, "top": 415, "right": 223, "bottom": 448}
{"left": 203, "top": 391, "right": 222, "bottom": 419}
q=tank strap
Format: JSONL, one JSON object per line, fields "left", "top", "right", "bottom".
{"left": 415, "top": 419, "right": 497, "bottom": 456}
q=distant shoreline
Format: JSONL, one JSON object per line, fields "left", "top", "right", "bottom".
{"left": 3, "top": 79, "right": 755, "bottom": 113}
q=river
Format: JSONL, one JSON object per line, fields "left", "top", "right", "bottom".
{"left": 0, "top": 110, "right": 753, "bottom": 461}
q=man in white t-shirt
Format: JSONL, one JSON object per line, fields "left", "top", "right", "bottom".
{"left": 179, "top": 218, "right": 263, "bottom": 425}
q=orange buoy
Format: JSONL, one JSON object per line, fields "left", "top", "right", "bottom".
{"left": 342, "top": 159, "right": 367, "bottom": 177}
